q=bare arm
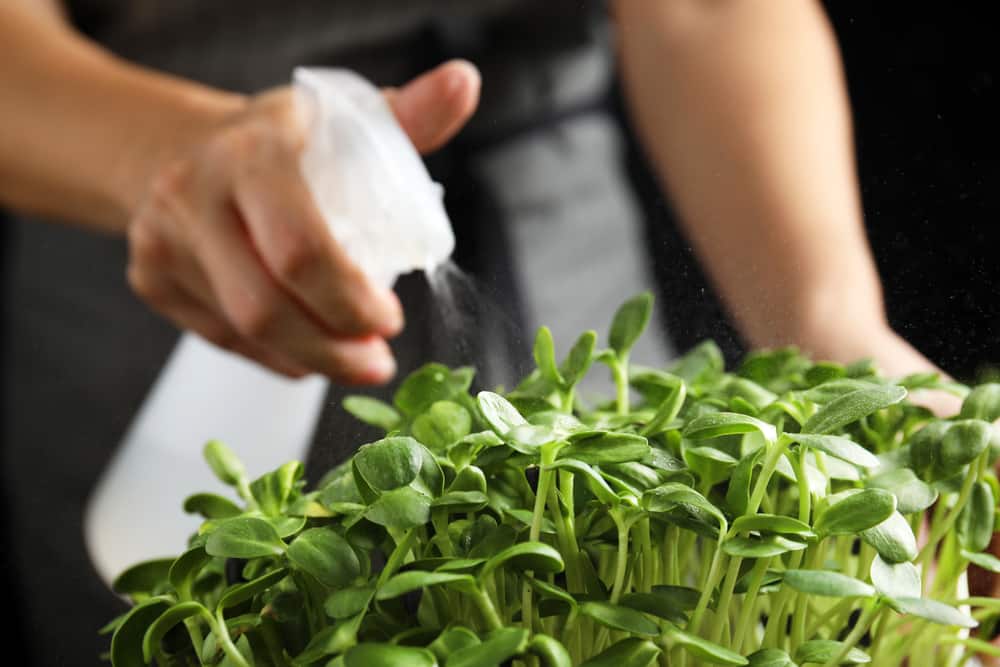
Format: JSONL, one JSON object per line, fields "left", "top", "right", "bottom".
{"left": 0, "top": 2, "right": 244, "bottom": 230}
{"left": 614, "top": 0, "right": 946, "bottom": 385}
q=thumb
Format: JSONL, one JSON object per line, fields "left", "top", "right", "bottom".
{"left": 385, "top": 59, "right": 481, "bottom": 154}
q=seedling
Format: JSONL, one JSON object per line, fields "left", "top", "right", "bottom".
{"left": 106, "top": 293, "right": 1000, "bottom": 667}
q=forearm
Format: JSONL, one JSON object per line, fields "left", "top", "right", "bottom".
{"left": 0, "top": 3, "right": 245, "bottom": 231}
{"left": 616, "top": 0, "right": 889, "bottom": 363}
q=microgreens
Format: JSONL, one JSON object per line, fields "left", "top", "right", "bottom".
{"left": 106, "top": 293, "right": 1000, "bottom": 667}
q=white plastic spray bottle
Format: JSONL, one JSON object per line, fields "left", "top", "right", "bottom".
{"left": 84, "top": 67, "right": 455, "bottom": 584}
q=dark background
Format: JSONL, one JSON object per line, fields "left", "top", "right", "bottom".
{"left": 644, "top": 1, "right": 1000, "bottom": 381}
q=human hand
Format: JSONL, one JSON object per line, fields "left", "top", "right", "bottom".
{"left": 125, "top": 60, "right": 480, "bottom": 384}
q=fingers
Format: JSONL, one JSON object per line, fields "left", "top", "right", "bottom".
{"left": 230, "top": 139, "right": 404, "bottom": 339}
{"left": 188, "top": 199, "right": 397, "bottom": 384}
{"left": 128, "top": 264, "right": 310, "bottom": 378}
{"left": 386, "top": 59, "right": 481, "bottom": 153}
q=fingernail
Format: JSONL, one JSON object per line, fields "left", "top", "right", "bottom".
{"left": 365, "top": 353, "right": 397, "bottom": 384}
{"left": 378, "top": 290, "right": 405, "bottom": 337}
{"left": 444, "top": 60, "right": 480, "bottom": 96}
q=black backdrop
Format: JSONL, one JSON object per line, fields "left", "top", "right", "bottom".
{"left": 639, "top": 1, "right": 1000, "bottom": 381}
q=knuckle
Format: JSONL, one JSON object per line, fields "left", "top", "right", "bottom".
{"left": 228, "top": 293, "right": 278, "bottom": 340}
{"left": 270, "top": 233, "right": 319, "bottom": 284}
{"left": 128, "top": 222, "right": 171, "bottom": 268}
{"left": 150, "top": 159, "right": 194, "bottom": 203}
{"left": 216, "top": 122, "right": 271, "bottom": 161}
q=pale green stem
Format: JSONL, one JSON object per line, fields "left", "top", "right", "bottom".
{"left": 819, "top": 602, "right": 881, "bottom": 667}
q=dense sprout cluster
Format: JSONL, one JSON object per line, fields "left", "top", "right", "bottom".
{"left": 106, "top": 294, "right": 1000, "bottom": 667}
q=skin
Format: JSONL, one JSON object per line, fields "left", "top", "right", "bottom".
{"left": 2, "top": 0, "right": 996, "bottom": 654}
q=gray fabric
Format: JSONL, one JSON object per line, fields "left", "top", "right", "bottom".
{"left": 2, "top": 2, "right": 674, "bottom": 664}
{"left": 476, "top": 112, "right": 674, "bottom": 397}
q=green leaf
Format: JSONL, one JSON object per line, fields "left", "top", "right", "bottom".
{"left": 504, "top": 508, "right": 557, "bottom": 534}
{"left": 205, "top": 517, "right": 286, "bottom": 559}
{"left": 376, "top": 571, "right": 476, "bottom": 600}
{"left": 866, "top": 469, "right": 938, "bottom": 514}
{"left": 794, "top": 639, "right": 870, "bottom": 664}
{"left": 731, "top": 514, "right": 815, "bottom": 539}
{"left": 528, "top": 635, "right": 573, "bottom": 667}
{"left": 480, "top": 541, "right": 564, "bottom": 578}
{"left": 431, "top": 490, "right": 489, "bottom": 513}
{"left": 735, "top": 569, "right": 785, "bottom": 595}
{"left": 860, "top": 511, "right": 918, "bottom": 564}
{"left": 506, "top": 424, "right": 557, "bottom": 453}
{"left": 579, "top": 638, "right": 661, "bottom": 667}
{"left": 292, "top": 613, "right": 363, "bottom": 665}
{"left": 727, "top": 448, "right": 764, "bottom": 516}
{"left": 393, "top": 363, "right": 472, "bottom": 417}
{"left": 142, "top": 601, "right": 207, "bottom": 663}
{"left": 802, "top": 379, "right": 879, "bottom": 404}
{"left": 671, "top": 340, "right": 725, "bottom": 385}
{"left": 940, "top": 420, "right": 992, "bottom": 472}
{"left": 782, "top": 570, "right": 875, "bottom": 598}
{"left": 287, "top": 528, "right": 360, "bottom": 588}
{"left": 814, "top": 489, "right": 896, "bottom": 538}
{"left": 746, "top": 649, "right": 797, "bottom": 667}
{"left": 527, "top": 577, "right": 578, "bottom": 611}
{"left": 183, "top": 493, "right": 242, "bottom": 519}
{"left": 344, "top": 643, "right": 437, "bottom": 667}
{"left": 723, "top": 535, "right": 808, "bottom": 559}
{"left": 684, "top": 446, "right": 739, "bottom": 487}
{"left": 352, "top": 437, "right": 423, "bottom": 492}
{"left": 343, "top": 395, "right": 401, "bottom": 431}
{"left": 609, "top": 291, "right": 653, "bottom": 357}
{"left": 168, "top": 547, "right": 210, "bottom": 600}
{"left": 887, "top": 597, "right": 978, "bottom": 628}
{"left": 870, "top": 556, "right": 921, "bottom": 599}
{"left": 447, "top": 627, "right": 530, "bottom": 667}
{"left": 619, "top": 591, "right": 688, "bottom": 624}
{"left": 534, "top": 326, "right": 565, "bottom": 386}
{"left": 641, "top": 380, "right": 687, "bottom": 437}
{"left": 560, "top": 330, "right": 598, "bottom": 387}
{"left": 270, "top": 514, "right": 307, "bottom": 538}
{"left": 785, "top": 433, "right": 879, "bottom": 468}
{"left": 364, "top": 486, "right": 431, "bottom": 530}
{"left": 412, "top": 401, "right": 472, "bottom": 451}
{"left": 963, "top": 550, "right": 1000, "bottom": 573}
{"left": 908, "top": 421, "right": 950, "bottom": 475}
{"left": 958, "top": 480, "right": 996, "bottom": 554}
{"left": 324, "top": 584, "right": 375, "bottom": 619}
{"left": 218, "top": 567, "right": 288, "bottom": 610}
{"left": 110, "top": 596, "right": 171, "bottom": 667}
{"left": 803, "top": 385, "right": 907, "bottom": 434}
{"left": 428, "top": 627, "right": 480, "bottom": 662}
{"left": 112, "top": 558, "right": 174, "bottom": 599}
{"left": 578, "top": 601, "right": 660, "bottom": 636}
{"left": 558, "top": 432, "right": 651, "bottom": 465}
{"left": 960, "top": 383, "right": 1000, "bottom": 421}
{"left": 203, "top": 440, "right": 245, "bottom": 487}
{"left": 643, "top": 482, "right": 728, "bottom": 533}
{"left": 683, "top": 412, "right": 777, "bottom": 443}
{"left": 664, "top": 625, "right": 748, "bottom": 665}
{"left": 249, "top": 461, "right": 303, "bottom": 516}
{"left": 477, "top": 391, "right": 527, "bottom": 436}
